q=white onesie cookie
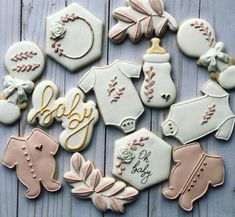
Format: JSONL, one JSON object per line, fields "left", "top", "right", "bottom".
{"left": 78, "top": 60, "right": 144, "bottom": 133}
{"left": 177, "top": 18, "right": 235, "bottom": 90}
{"left": 27, "top": 81, "right": 99, "bottom": 152}
{"left": 162, "top": 80, "right": 235, "bottom": 144}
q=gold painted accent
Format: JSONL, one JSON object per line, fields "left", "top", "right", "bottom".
{"left": 228, "top": 56, "right": 234, "bottom": 65}
{"left": 52, "top": 16, "right": 94, "bottom": 60}
{"left": 146, "top": 38, "right": 166, "bottom": 54}
{"left": 18, "top": 102, "right": 27, "bottom": 109}
{"left": 209, "top": 71, "right": 220, "bottom": 80}
{"left": 0, "top": 92, "right": 5, "bottom": 100}
{"left": 28, "top": 84, "right": 95, "bottom": 151}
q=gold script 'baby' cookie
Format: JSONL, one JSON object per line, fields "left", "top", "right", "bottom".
{"left": 2, "top": 128, "right": 61, "bottom": 199}
{"left": 109, "top": 0, "right": 178, "bottom": 43}
{"left": 64, "top": 153, "right": 139, "bottom": 213}
{"left": 27, "top": 81, "right": 99, "bottom": 152}
{"left": 78, "top": 60, "right": 144, "bottom": 133}
{"left": 161, "top": 80, "right": 235, "bottom": 144}
{"left": 112, "top": 128, "right": 172, "bottom": 190}
{"left": 177, "top": 18, "right": 235, "bottom": 90}
{"left": 162, "top": 143, "right": 224, "bottom": 211}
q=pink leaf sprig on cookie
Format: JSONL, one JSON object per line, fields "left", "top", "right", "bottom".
{"left": 11, "top": 51, "right": 37, "bottom": 62}
{"left": 64, "top": 153, "right": 139, "bottom": 213}
{"left": 12, "top": 63, "right": 40, "bottom": 72}
{"left": 201, "top": 104, "right": 216, "bottom": 125}
{"left": 144, "top": 66, "right": 155, "bottom": 102}
{"left": 109, "top": 0, "right": 178, "bottom": 43}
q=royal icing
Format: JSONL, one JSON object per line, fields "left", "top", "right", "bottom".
{"left": 78, "top": 60, "right": 144, "bottom": 133}
{"left": 161, "top": 80, "right": 235, "bottom": 144}
{"left": 177, "top": 18, "right": 235, "bottom": 89}
{"left": 64, "top": 153, "right": 139, "bottom": 213}
{"left": 2, "top": 128, "right": 61, "bottom": 199}
{"left": 112, "top": 128, "right": 172, "bottom": 190}
{"left": 109, "top": 0, "right": 178, "bottom": 43}
{"left": 140, "top": 38, "right": 176, "bottom": 108}
{"left": 27, "top": 81, "right": 99, "bottom": 152}
{"left": 5, "top": 41, "right": 45, "bottom": 81}
{"left": 46, "top": 3, "right": 103, "bottom": 72}
{"left": 163, "top": 143, "right": 224, "bottom": 211}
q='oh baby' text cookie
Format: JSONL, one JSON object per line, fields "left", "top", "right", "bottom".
{"left": 177, "top": 18, "right": 235, "bottom": 89}
{"left": 112, "top": 128, "right": 172, "bottom": 190}
{"left": 27, "top": 81, "right": 99, "bottom": 152}
{"left": 140, "top": 38, "right": 176, "bottom": 108}
{"left": 64, "top": 153, "right": 139, "bottom": 213}
{"left": 46, "top": 3, "right": 103, "bottom": 71}
{"left": 78, "top": 60, "right": 144, "bottom": 133}
{"left": 163, "top": 143, "right": 224, "bottom": 211}
{"left": 161, "top": 80, "right": 235, "bottom": 144}
{"left": 109, "top": 0, "right": 178, "bottom": 43}
{"left": 2, "top": 128, "right": 61, "bottom": 199}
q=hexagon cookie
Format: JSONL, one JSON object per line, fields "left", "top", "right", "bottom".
{"left": 112, "top": 128, "right": 172, "bottom": 190}
{"left": 46, "top": 3, "right": 103, "bottom": 72}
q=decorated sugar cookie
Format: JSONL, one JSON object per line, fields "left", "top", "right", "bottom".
{"left": 112, "top": 128, "right": 172, "bottom": 190}
{"left": 64, "top": 153, "right": 139, "bottom": 213}
{"left": 46, "top": 3, "right": 103, "bottom": 71}
{"left": 140, "top": 38, "right": 176, "bottom": 108}
{"left": 109, "top": 0, "right": 178, "bottom": 43}
{"left": 161, "top": 80, "right": 235, "bottom": 144}
{"left": 177, "top": 18, "right": 235, "bottom": 89}
{"left": 5, "top": 41, "right": 45, "bottom": 81}
{"left": 27, "top": 81, "right": 99, "bottom": 152}
{"left": 78, "top": 60, "right": 144, "bottom": 133}
{"left": 2, "top": 128, "right": 61, "bottom": 199}
{"left": 163, "top": 143, "right": 224, "bottom": 211}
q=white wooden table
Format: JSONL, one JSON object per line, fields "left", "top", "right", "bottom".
{"left": 0, "top": 0, "right": 235, "bottom": 216}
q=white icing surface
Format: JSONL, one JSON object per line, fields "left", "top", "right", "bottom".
{"left": 112, "top": 128, "right": 172, "bottom": 190}
{"left": 177, "top": 18, "right": 216, "bottom": 57}
{"left": 140, "top": 53, "right": 176, "bottom": 108}
{"left": 46, "top": 3, "right": 103, "bottom": 72}
{"left": 27, "top": 80, "right": 99, "bottom": 152}
{"left": 0, "top": 100, "right": 21, "bottom": 124}
{"left": 5, "top": 41, "right": 45, "bottom": 81}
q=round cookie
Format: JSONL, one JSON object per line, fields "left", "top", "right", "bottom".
{"left": 5, "top": 41, "right": 45, "bottom": 81}
{"left": 177, "top": 18, "right": 216, "bottom": 58}
{"left": 0, "top": 100, "right": 20, "bottom": 124}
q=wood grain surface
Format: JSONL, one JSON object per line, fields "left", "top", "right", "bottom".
{"left": 0, "top": 0, "right": 235, "bottom": 216}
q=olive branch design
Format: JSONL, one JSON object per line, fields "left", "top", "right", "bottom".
{"left": 64, "top": 153, "right": 139, "bottom": 213}
{"left": 201, "top": 104, "right": 216, "bottom": 125}
{"left": 107, "top": 76, "right": 125, "bottom": 103}
{"left": 144, "top": 66, "right": 155, "bottom": 102}
{"left": 11, "top": 51, "right": 37, "bottom": 62}
{"left": 190, "top": 21, "right": 214, "bottom": 46}
{"left": 116, "top": 136, "right": 149, "bottom": 175}
{"left": 12, "top": 63, "right": 40, "bottom": 72}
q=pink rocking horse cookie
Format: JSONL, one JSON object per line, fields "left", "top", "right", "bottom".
{"left": 2, "top": 128, "right": 61, "bottom": 199}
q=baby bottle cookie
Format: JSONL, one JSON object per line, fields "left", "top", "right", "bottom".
{"left": 64, "top": 153, "right": 139, "bottom": 213}
{"left": 163, "top": 143, "right": 224, "bottom": 211}
{"left": 177, "top": 18, "right": 235, "bottom": 90}
{"left": 2, "top": 128, "right": 61, "bottom": 199}
{"left": 109, "top": 0, "right": 178, "bottom": 43}
{"left": 140, "top": 38, "right": 176, "bottom": 108}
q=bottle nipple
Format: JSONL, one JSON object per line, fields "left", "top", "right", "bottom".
{"left": 146, "top": 38, "right": 166, "bottom": 54}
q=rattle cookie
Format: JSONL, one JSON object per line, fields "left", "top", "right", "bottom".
{"left": 161, "top": 80, "right": 235, "bottom": 144}
{"left": 78, "top": 60, "right": 144, "bottom": 133}
{"left": 163, "top": 143, "right": 224, "bottom": 211}
{"left": 64, "top": 153, "right": 139, "bottom": 213}
{"left": 0, "top": 41, "right": 45, "bottom": 125}
{"left": 2, "top": 128, "right": 61, "bottom": 199}
{"left": 109, "top": 0, "right": 178, "bottom": 43}
{"left": 112, "top": 128, "right": 172, "bottom": 190}
{"left": 140, "top": 38, "right": 176, "bottom": 108}
{"left": 27, "top": 81, "right": 99, "bottom": 152}
{"left": 177, "top": 18, "right": 235, "bottom": 89}
{"left": 46, "top": 3, "right": 103, "bottom": 71}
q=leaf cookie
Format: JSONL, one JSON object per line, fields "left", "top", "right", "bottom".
{"left": 64, "top": 153, "right": 139, "bottom": 213}
{"left": 109, "top": 0, "right": 178, "bottom": 43}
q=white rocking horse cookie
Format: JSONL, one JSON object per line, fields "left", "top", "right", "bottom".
{"left": 109, "top": 0, "right": 178, "bottom": 43}
{"left": 177, "top": 18, "right": 235, "bottom": 90}
{"left": 46, "top": 3, "right": 103, "bottom": 72}
{"left": 140, "top": 38, "right": 176, "bottom": 108}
